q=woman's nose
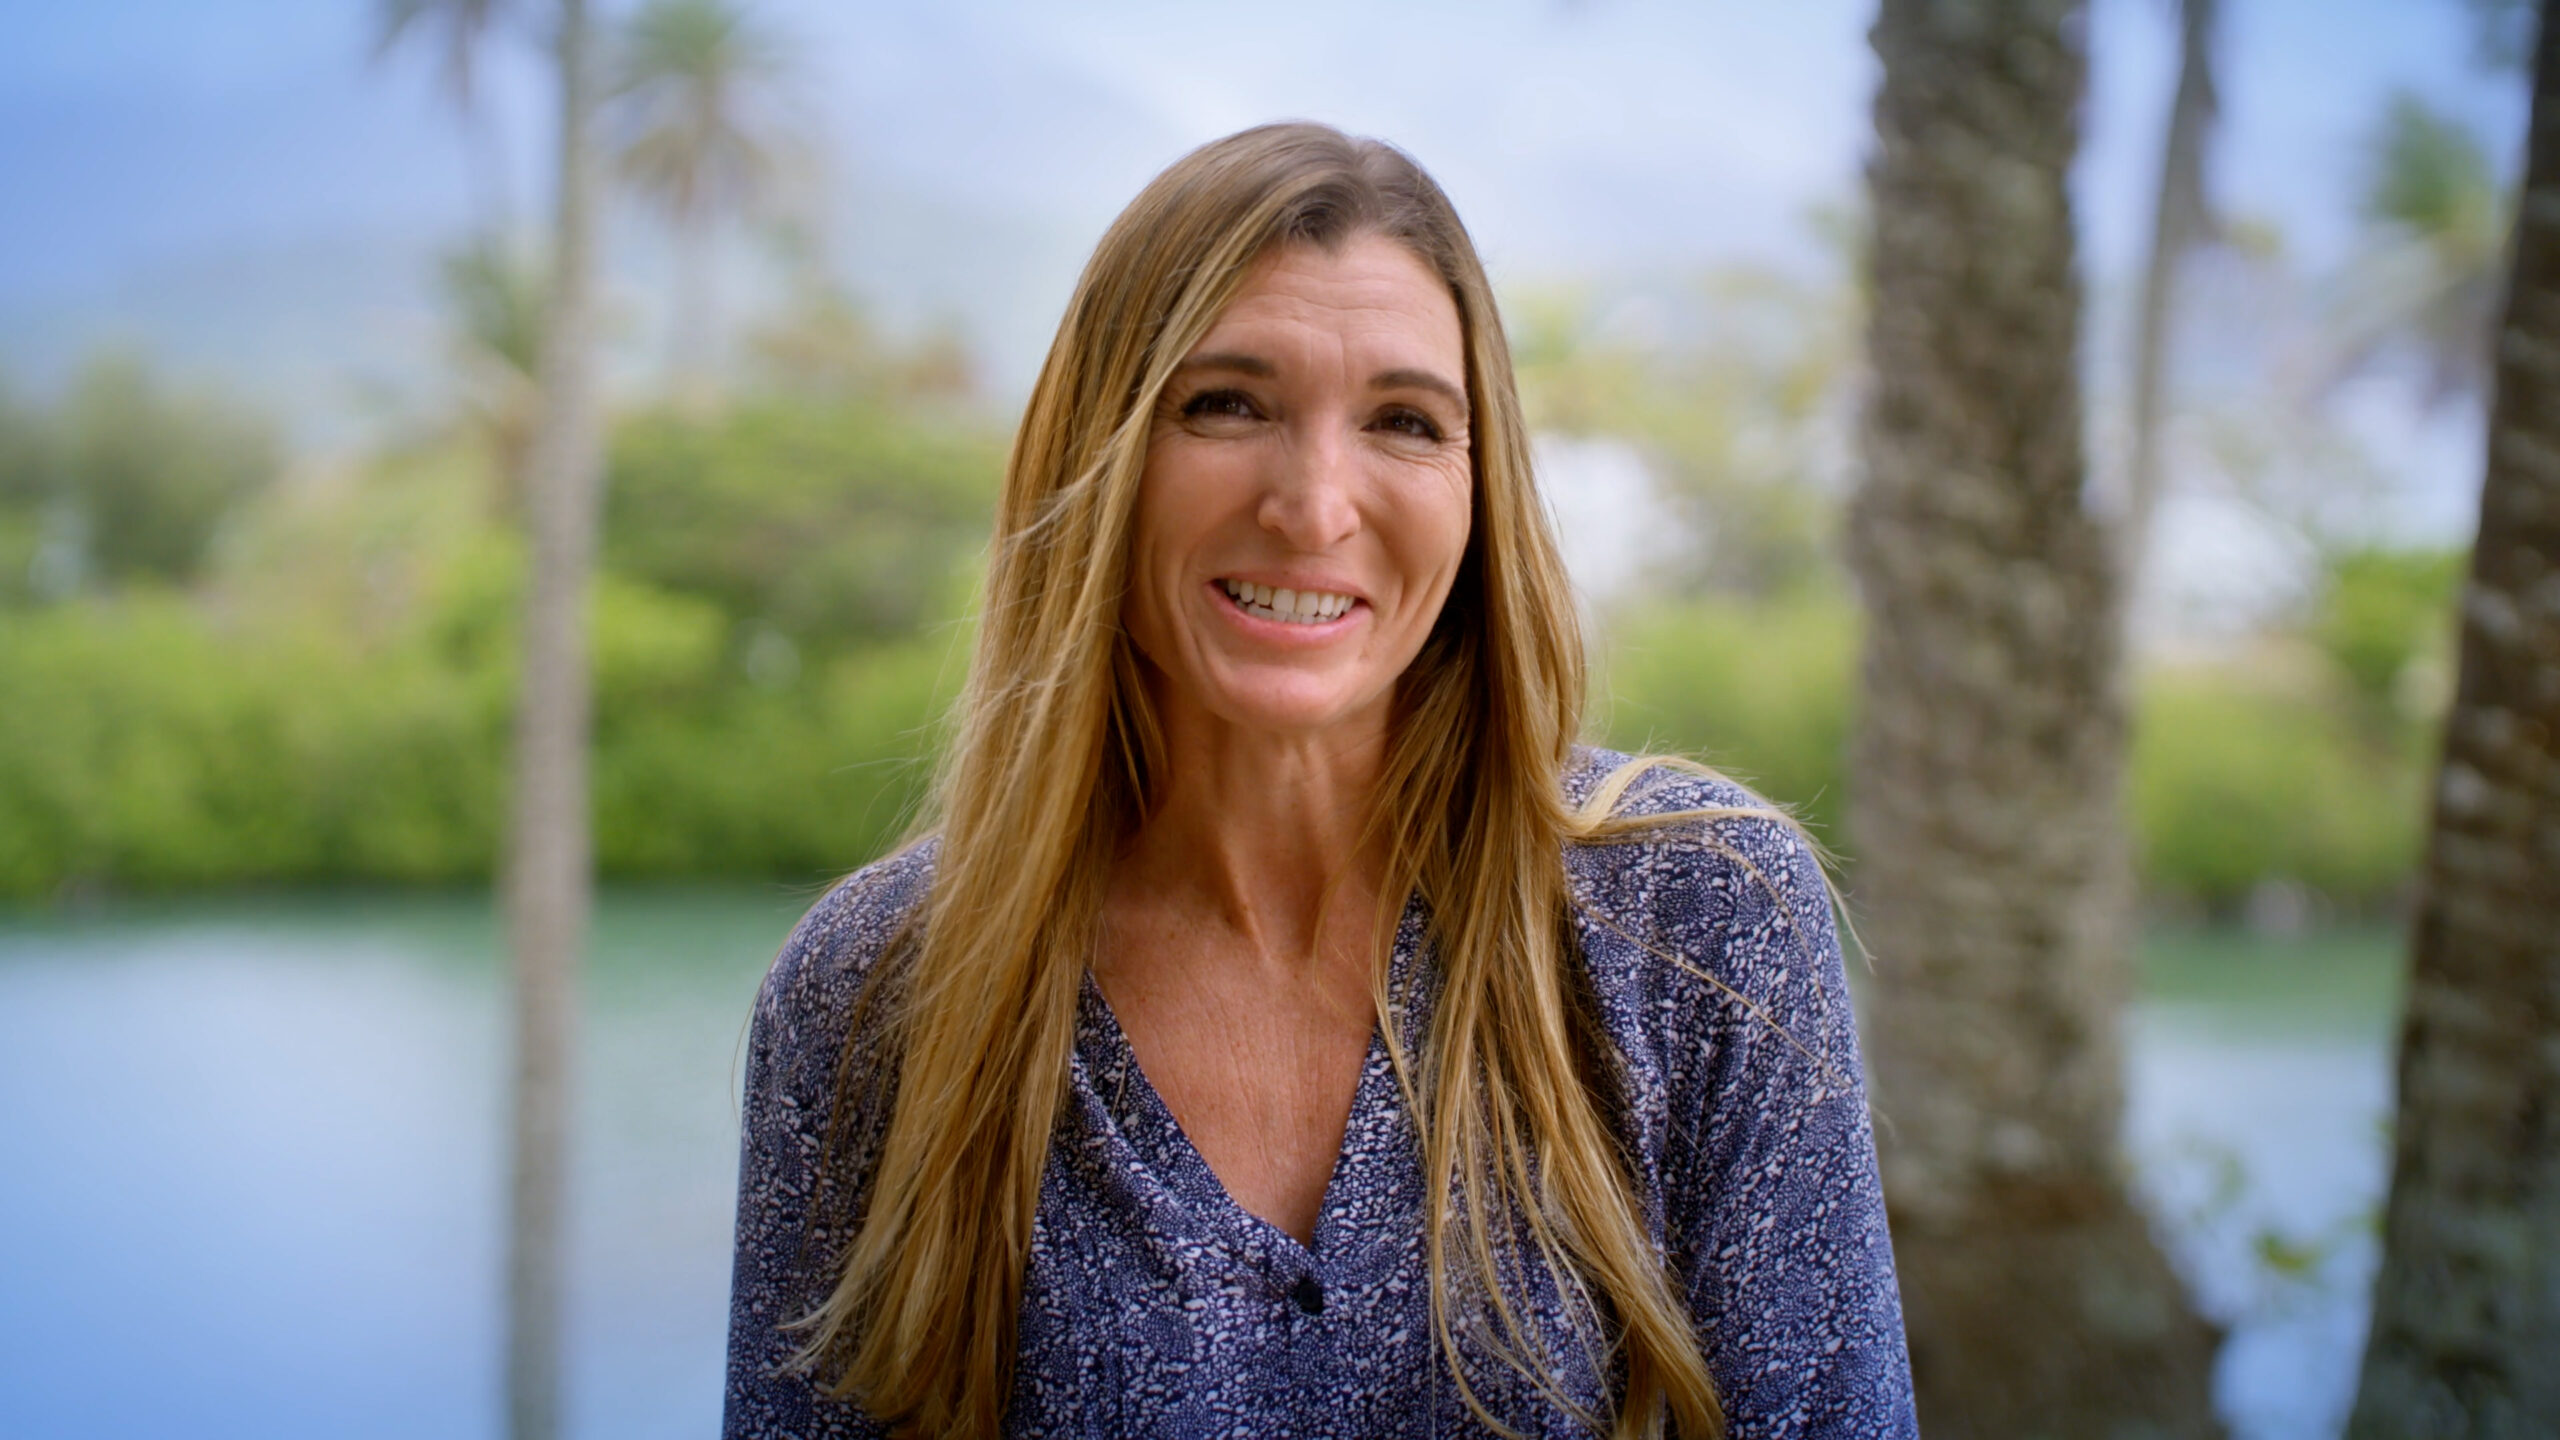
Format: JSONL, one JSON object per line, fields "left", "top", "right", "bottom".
{"left": 1255, "top": 421, "right": 1361, "bottom": 551}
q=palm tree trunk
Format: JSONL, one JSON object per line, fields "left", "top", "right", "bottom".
{"left": 671, "top": 203, "right": 715, "bottom": 405}
{"left": 1849, "top": 0, "right": 2222, "bottom": 1433}
{"left": 504, "top": 1, "right": 603, "bottom": 1437}
{"left": 2122, "top": 0, "right": 2218, "bottom": 586}
{"left": 469, "top": 97, "right": 514, "bottom": 246}
{"left": 2347, "top": 4, "right": 2560, "bottom": 1432}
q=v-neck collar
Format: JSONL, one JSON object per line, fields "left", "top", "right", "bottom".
{"left": 1070, "top": 892, "right": 1433, "bottom": 1280}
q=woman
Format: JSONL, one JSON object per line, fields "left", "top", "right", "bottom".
{"left": 725, "top": 123, "right": 1914, "bottom": 1438}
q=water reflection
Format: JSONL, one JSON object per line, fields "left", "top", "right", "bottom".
{"left": 0, "top": 892, "right": 799, "bottom": 1440}
{"left": 0, "top": 896, "right": 2394, "bottom": 1439}
{"left": 2128, "top": 928, "right": 2400, "bottom": 1440}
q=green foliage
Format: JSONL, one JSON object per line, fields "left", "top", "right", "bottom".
{"left": 1596, "top": 596, "right": 1858, "bottom": 841}
{"left": 0, "top": 357, "right": 281, "bottom": 592}
{"left": 1598, "top": 596, "right": 2430, "bottom": 907}
{"left": 2310, "top": 545, "right": 2462, "bottom": 722}
{"left": 0, "top": 385, "right": 985, "bottom": 900}
{"left": 2362, "top": 92, "right": 2499, "bottom": 243}
{"left": 2131, "top": 670, "right": 2424, "bottom": 905}
{"left": 0, "top": 578, "right": 961, "bottom": 899}
{"left": 2139, "top": 924, "right": 2402, "bottom": 1017}
{"left": 0, "top": 597, "right": 504, "bottom": 892}
{"left": 0, "top": 383, "right": 50, "bottom": 604}
{"left": 604, "top": 397, "right": 1001, "bottom": 647}
{"left": 591, "top": 633, "right": 959, "bottom": 877}
{"left": 1, "top": 554, "right": 2439, "bottom": 904}
{"left": 2130, "top": 548, "right": 2453, "bottom": 906}
{"left": 0, "top": 381, "right": 45, "bottom": 510}
{"left": 0, "top": 353, "right": 2440, "bottom": 909}
{"left": 68, "top": 355, "right": 280, "bottom": 584}
{"left": 441, "top": 237, "right": 547, "bottom": 379}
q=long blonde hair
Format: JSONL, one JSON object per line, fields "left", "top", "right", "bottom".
{"left": 795, "top": 122, "right": 1730, "bottom": 1439}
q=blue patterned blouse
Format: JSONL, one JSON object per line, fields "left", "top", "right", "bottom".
{"left": 723, "top": 750, "right": 1917, "bottom": 1437}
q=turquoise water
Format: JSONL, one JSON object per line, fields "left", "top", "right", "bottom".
{"left": 0, "top": 895, "right": 2399, "bottom": 1439}
{"left": 0, "top": 889, "right": 807, "bottom": 1440}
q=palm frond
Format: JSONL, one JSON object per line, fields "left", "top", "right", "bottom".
{"left": 440, "top": 237, "right": 548, "bottom": 379}
{"left": 373, "top": 0, "right": 513, "bottom": 111}
{"left": 608, "top": 0, "right": 791, "bottom": 223}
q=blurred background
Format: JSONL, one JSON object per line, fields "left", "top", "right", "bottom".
{"left": 0, "top": 1, "right": 2532, "bottom": 1436}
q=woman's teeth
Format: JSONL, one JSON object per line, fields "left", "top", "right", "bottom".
{"left": 1219, "top": 579, "right": 1355, "bottom": 625}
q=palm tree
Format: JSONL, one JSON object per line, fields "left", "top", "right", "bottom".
{"left": 2121, "top": 0, "right": 2220, "bottom": 588}
{"left": 609, "top": 0, "right": 790, "bottom": 395}
{"left": 376, "top": 7, "right": 604, "bottom": 1438}
{"left": 1847, "top": 0, "right": 2224, "bottom": 1432}
{"left": 501, "top": 0, "right": 606, "bottom": 1436}
{"left": 439, "top": 237, "right": 548, "bottom": 519}
{"left": 374, "top": 0, "right": 518, "bottom": 235}
{"left": 2346, "top": 1, "right": 2560, "bottom": 1431}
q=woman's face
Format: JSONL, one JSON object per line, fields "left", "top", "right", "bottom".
{"left": 1123, "top": 234, "right": 1474, "bottom": 744}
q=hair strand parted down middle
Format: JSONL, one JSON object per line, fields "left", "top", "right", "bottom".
{"left": 783, "top": 122, "right": 1847, "bottom": 1440}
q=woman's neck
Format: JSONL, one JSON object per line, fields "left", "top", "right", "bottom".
{"left": 1114, "top": 698, "right": 1390, "bottom": 972}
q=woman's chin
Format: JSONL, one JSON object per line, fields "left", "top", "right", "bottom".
{"left": 1191, "top": 674, "right": 1388, "bottom": 740}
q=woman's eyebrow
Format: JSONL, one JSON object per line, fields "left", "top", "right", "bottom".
{"left": 1174, "top": 353, "right": 1468, "bottom": 417}
{"left": 1372, "top": 368, "right": 1470, "bottom": 417}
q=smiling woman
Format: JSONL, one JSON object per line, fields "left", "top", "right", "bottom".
{"left": 722, "top": 123, "right": 1916, "bottom": 1439}
{"left": 1126, "top": 236, "right": 1473, "bottom": 744}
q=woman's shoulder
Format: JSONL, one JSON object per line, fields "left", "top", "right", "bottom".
{"left": 1560, "top": 745, "right": 1841, "bottom": 1025}
{"left": 1562, "top": 745, "right": 1818, "bottom": 886}
{"left": 1564, "top": 744, "right": 1770, "bottom": 817}
{"left": 752, "top": 839, "right": 938, "bottom": 1054}
{"left": 1565, "top": 751, "right": 1904, "bottom": 1433}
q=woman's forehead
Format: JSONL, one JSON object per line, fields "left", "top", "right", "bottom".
{"left": 1190, "top": 236, "right": 1464, "bottom": 370}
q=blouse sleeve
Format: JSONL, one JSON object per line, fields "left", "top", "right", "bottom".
{"left": 722, "top": 871, "right": 907, "bottom": 1440}
{"left": 1643, "top": 803, "right": 1918, "bottom": 1436}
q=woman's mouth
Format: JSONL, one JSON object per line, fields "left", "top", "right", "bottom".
{"left": 1217, "top": 578, "right": 1359, "bottom": 626}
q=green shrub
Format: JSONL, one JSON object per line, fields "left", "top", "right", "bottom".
{"left": 0, "top": 598, "right": 500, "bottom": 893}
{"left": 2131, "top": 669, "right": 2424, "bottom": 906}
{"left": 0, "top": 378, "right": 2439, "bottom": 910}
{"left": 605, "top": 399, "right": 1001, "bottom": 648}
{"left": 1595, "top": 598, "right": 2429, "bottom": 907}
{"left": 2311, "top": 545, "right": 2462, "bottom": 728}
{"left": 0, "top": 585, "right": 963, "bottom": 899}
{"left": 1595, "top": 596, "right": 1857, "bottom": 840}
{"left": 52, "top": 356, "right": 278, "bottom": 587}
{"left": 592, "top": 633, "right": 960, "bottom": 878}
{"left": 0, "top": 583, "right": 2432, "bottom": 906}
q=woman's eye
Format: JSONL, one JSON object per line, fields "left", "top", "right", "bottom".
{"left": 1376, "top": 408, "right": 1444, "bottom": 442}
{"left": 1181, "top": 389, "right": 1258, "bottom": 420}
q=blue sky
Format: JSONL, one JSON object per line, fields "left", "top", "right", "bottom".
{"left": 0, "top": 0, "right": 2528, "bottom": 555}
{"left": 1, "top": 0, "right": 2520, "bottom": 314}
